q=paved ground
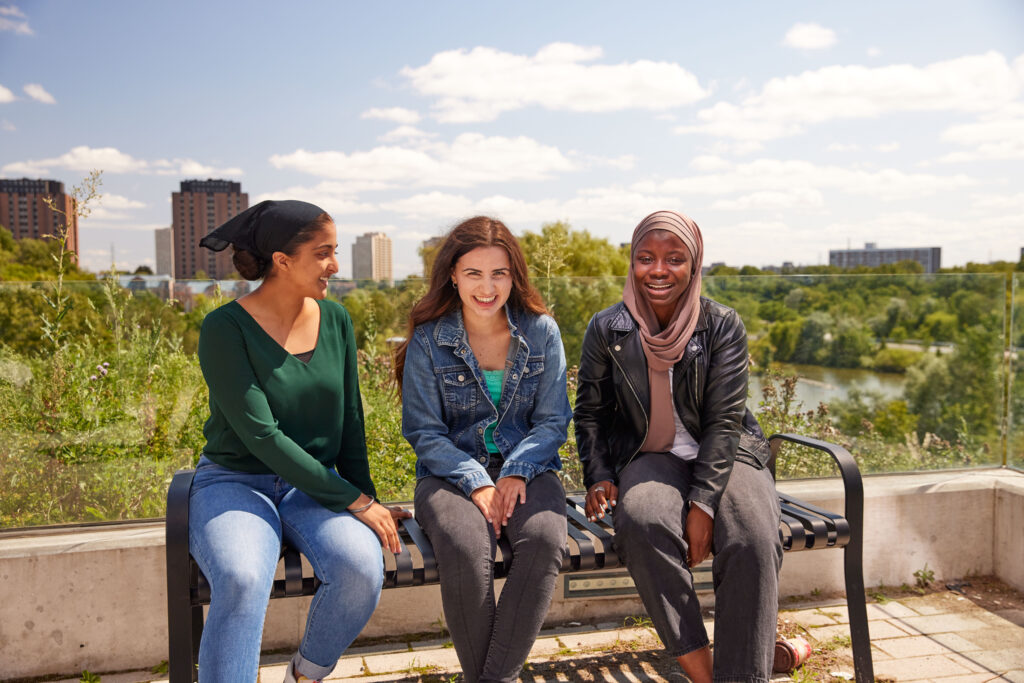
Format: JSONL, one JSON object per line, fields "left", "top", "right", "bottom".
{"left": 48, "top": 589, "right": 1024, "bottom": 683}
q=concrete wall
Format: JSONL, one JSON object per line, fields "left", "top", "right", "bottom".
{"left": 1, "top": 468, "right": 1021, "bottom": 680}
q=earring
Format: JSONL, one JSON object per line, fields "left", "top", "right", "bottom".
{"left": 451, "top": 280, "right": 458, "bottom": 289}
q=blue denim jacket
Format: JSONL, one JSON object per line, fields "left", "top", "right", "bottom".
{"left": 401, "top": 306, "right": 572, "bottom": 496}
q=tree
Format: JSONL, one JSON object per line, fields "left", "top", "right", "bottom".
{"left": 134, "top": 265, "right": 154, "bottom": 275}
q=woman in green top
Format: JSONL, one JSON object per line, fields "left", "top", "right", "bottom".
{"left": 191, "top": 200, "right": 409, "bottom": 683}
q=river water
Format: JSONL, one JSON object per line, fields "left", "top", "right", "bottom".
{"left": 747, "top": 363, "right": 906, "bottom": 410}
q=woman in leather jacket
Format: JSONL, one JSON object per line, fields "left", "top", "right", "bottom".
{"left": 574, "top": 210, "right": 783, "bottom": 683}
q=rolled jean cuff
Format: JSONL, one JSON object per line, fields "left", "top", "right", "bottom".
{"left": 663, "top": 635, "right": 710, "bottom": 659}
{"left": 293, "top": 649, "right": 334, "bottom": 681}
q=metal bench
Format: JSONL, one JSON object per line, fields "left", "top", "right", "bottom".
{"left": 166, "top": 433, "right": 873, "bottom": 682}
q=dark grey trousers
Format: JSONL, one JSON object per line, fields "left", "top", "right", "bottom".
{"left": 614, "top": 452, "right": 783, "bottom": 683}
{"left": 414, "top": 471, "right": 567, "bottom": 683}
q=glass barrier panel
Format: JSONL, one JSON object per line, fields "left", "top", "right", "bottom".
{"left": 0, "top": 272, "right": 1013, "bottom": 527}
{"left": 1011, "top": 273, "right": 1023, "bottom": 471}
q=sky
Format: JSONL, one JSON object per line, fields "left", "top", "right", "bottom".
{"left": 1, "top": 1, "right": 1023, "bottom": 278}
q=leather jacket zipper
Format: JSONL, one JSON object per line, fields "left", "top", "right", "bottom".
{"left": 609, "top": 343, "right": 648, "bottom": 469}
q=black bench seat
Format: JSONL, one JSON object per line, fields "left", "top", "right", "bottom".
{"left": 166, "top": 433, "right": 873, "bottom": 682}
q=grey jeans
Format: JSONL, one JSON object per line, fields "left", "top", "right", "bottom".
{"left": 414, "top": 470, "right": 567, "bottom": 683}
{"left": 614, "top": 452, "right": 783, "bottom": 683}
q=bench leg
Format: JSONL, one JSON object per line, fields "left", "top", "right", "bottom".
{"left": 168, "top": 592, "right": 202, "bottom": 682}
{"left": 844, "top": 538, "right": 873, "bottom": 681}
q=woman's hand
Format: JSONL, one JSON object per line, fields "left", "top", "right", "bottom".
{"left": 684, "top": 504, "right": 713, "bottom": 567}
{"left": 470, "top": 485, "right": 503, "bottom": 538}
{"left": 585, "top": 480, "right": 618, "bottom": 522}
{"left": 495, "top": 476, "right": 526, "bottom": 525}
{"left": 349, "top": 495, "right": 402, "bottom": 554}
{"left": 388, "top": 505, "right": 412, "bottom": 522}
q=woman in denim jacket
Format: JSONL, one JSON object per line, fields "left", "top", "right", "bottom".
{"left": 394, "top": 216, "right": 572, "bottom": 683}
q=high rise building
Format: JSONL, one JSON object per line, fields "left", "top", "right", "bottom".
{"left": 829, "top": 242, "right": 941, "bottom": 273}
{"left": 0, "top": 178, "right": 79, "bottom": 258}
{"left": 154, "top": 227, "right": 174, "bottom": 276}
{"left": 352, "top": 231, "right": 393, "bottom": 284}
{"left": 171, "top": 179, "right": 248, "bottom": 279}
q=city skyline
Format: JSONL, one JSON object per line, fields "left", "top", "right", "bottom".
{"left": 1, "top": 1, "right": 1022, "bottom": 277}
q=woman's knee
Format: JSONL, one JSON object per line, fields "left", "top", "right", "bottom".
{"left": 210, "top": 562, "right": 276, "bottom": 608}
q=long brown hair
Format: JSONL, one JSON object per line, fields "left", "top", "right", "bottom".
{"left": 393, "top": 216, "right": 548, "bottom": 390}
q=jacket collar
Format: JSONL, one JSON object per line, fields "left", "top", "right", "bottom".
{"left": 434, "top": 305, "right": 521, "bottom": 347}
{"left": 610, "top": 299, "right": 710, "bottom": 335}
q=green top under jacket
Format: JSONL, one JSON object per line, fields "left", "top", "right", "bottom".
{"left": 198, "top": 298, "right": 375, "bottom": 512}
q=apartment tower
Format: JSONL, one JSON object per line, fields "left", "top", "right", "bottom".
{"left": 0, "top": 178, "right": 79, "bottom": 258}
{"left": 171, "top": 179, "right": 248, "bottom": 279}
{"left": 154, "top": 227, "right": 174, "bottom": 276}
{"left": 352, "top": 231, "right": 393, "bottom": 284}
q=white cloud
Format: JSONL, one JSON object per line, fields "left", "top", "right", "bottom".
{"left": 378, "top": 125, "right": 437, "bottom": 143}
{"left": 867, "top": 47, "right": 882, "bottom": 58}
{"left": 253, "top": 182, "right": 377, "bottom": 216}
{"left": 361, "top": 107, "right": 421, "bottom": 124}
{"left": 23, "top": 83, "right": 55, "bottom": 104}
{"left": 826, "top": 143, "right": 860, "bottom": 152}
{"left": 783, "top": 23, "right": 837, "bottom": 50}
{"left": 401, "top": 42, "right": 709, "bottom": 122}
{"left": 711, "top": 188, "right": 825, "bottom": 211}
{"left": 970, "top": 192, "right": 1024, "bottom": 210}
{"left": 938, "top": 104, "right": 1024, "bottom": 162}
{"left": 875, "top": 142, "right": 900, "bottom": 152}
{"left": 0, "top": 4, "right": 32, "bottom": 35}
{"left": 1, "top": 145, "right": 243, "bottom": 176}
{"left": 676, "top": 51, "right": 1024, "bottom": 141}
{"left": 1, "top": 118, "right": 14, "bottom": 131}
{"left": 631, "top": 158, "right": 978, "bottom": 201}
{"left": 380, "top": 185, "right": 678, "bottom": 228}
{"left": 690, "top": 155, "right": 732, "bottom": 171}
{"left": 87, "top": 193, "right": 147, "bottom": 221}
{"left": 0, "top": 83, "right": 15, "bottom": 103}
{"left": 270, "top": 133, "right": 577, "bottom": 188}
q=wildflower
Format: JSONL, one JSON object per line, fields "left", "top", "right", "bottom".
{"left": 90, "top": 375, "right": 98, "bottom": 381}
{"left": 102, "top": 362, "right": 110, "bottom": 368}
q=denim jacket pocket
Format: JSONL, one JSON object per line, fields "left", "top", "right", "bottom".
{"left": 439, "top": 367, "right": 480, "bottom": 410}
{"left": 513, "top": 354, "right": 546, "bottom": 405}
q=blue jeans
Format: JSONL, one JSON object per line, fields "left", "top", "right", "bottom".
{"left": 188, "top": 457, "right": 384, "bottom": 682}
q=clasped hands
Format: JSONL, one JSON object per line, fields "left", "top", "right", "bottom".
{"left": 471, "top": 475, "right": 526, "bottom": 538}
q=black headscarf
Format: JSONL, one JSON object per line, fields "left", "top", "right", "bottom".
{"left": 198, "top": 200, "right": 325, "bottom": 259}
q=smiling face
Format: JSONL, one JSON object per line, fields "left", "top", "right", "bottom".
{"left": 274, "top": 222, "right": 339, "bottom": 299}
{"left": 451, "top": 245, "right": 512, "bottom": 323}
{"left": 632, "top": 229, "right": 693, "bottom": 328}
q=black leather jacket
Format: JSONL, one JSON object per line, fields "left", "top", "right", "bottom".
{"left": 574, "top": 298, "right": 770, "bottom": 513}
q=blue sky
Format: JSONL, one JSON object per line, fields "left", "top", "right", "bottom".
{"left": 2, "top": 1, "right": 1022, "bottom": 276}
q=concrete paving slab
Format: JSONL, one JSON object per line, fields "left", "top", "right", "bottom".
{"left": 528, "top": 636, "right": 567, "bottom": 657}
{"left": 873, "top": 653, "right": 974, "bottom": 679}
{"left": 805, "top": 622, "right": 851, "bottom": 641}
{"left": 558, "top": 629, "right": 631, "bottom": 651}
{"left": 788, "top": 608, "right": 840, "bottom": 627}
{"left": 361, "top": 647, "right": 462, "bottom": 676}
{"left": 959, "top": 625, "right": 1024, "bottom": 651}
{"left": 969, "top": 648, "right": 1024, "bottom": 673}
{"left": 900, "top": 613, "right": 992, "bottom": 634}
{"left": 928, "top": 631, "right": 987, "bottom": 653}
{"left": 859, "top": 618, "right": 914, "bottom": 639}
{"left": 872, "top": 634, "right": 959, "bottom": 658}
{"left": 324, "top": 655, "right": 369, "bottom": 679}
{"left": 870, "top": 600, "right": 922, "bottom": 618}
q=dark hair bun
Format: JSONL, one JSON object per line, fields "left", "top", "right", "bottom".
{"left": 232, "top": 248, "right": 267, "bottom": 280}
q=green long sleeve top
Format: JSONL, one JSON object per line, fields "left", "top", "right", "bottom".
{"left": 198, "top": 299, "right": 375, "bottom": 512}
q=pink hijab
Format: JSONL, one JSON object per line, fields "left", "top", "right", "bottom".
{"left": 622, "top": 210, "right": 704, "bottom": 453}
